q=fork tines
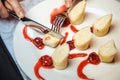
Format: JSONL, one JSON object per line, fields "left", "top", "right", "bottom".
{"left": 51, "top": 14, "right": 66, "bottom": 33}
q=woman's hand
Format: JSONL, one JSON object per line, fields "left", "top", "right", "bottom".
{"left": 0, "top": 0, "right": 25, "bottom": 18}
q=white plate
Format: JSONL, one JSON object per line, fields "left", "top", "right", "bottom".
{"left": 13, "top": 0, "right": 120, "bottom": 80}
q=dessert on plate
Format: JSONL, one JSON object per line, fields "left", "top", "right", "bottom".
{"left": 52, "top": 43, "right": 70, "bottom": 69}
{"left": 73, "top": 27, "right": 92, "bottom": 50}
{"left": 98, "top": 40, "right": 117, "bottom": 63}
{"left": 92, "top": 14, "right": 112, "bottom": 36}
{"left": 68, "top": 0, "right": 86, "bottom": 25}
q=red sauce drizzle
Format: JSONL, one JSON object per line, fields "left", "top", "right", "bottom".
{"left": 77, "top": 52, "right": 100, "bottom": 80}
{"left": 70, "top": 25, "right": 79, "bottom": 33}
{"left": 34, "top": 52, "right": 100, "bottom": 80}
{"left": 23, "top": 25, "right": 33, "bottom": 42}
{"left": 34, "top": 55, "right": 54, "bottom": 80}
{"left": 68, "top": 53, "right": 88, "bottom": 59}
{"left": 23, "top": 26, "right": 45, "bottom": 50}
{"left": 67, "top": 39, "right": 75, "bottom": 50}
{"left": 34, "top": 61, "right": 44, "bottom": 80}
{"left": 60, "top": 32, "right": 69, "bottom": 45}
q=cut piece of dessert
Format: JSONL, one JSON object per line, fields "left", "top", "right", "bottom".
{"left": 68, "top": 0, "right": 86, "bottom": 25}
{"left": 73, "top": 27, "right": 92, "bottom": 50}
{"left": 52, "top": 43, "right": 70, "bottom": 70}
{"left": 92, "top": 14, "right": 112, "bottom": 36}
{"left": 98, "top": 40, "right": 117, "bottom": 63}
{"left": 43, "top": 31, "right": 63, "bottom": 48}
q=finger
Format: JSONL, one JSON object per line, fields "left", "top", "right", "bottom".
{"left": 6, "top": 0, "right": 25, "bottom": 18}
{"left": 4, "top": 1, "right": 13, "bottom": 10}
{"left": 0, "top": 1, "right": 9, "bottom": 18}
{"left": 65, "top": 0, "right": 73, "bottom": 8}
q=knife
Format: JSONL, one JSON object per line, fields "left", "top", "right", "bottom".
{"left": 8, "top": 10, "right": 51, "bottom": 34}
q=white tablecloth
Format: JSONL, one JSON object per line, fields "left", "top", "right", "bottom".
{"left": 0, "top": 0, "right": 120, "bottom": 80}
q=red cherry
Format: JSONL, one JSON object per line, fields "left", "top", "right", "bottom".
{"left": 40, "top": 55, "right": 53, "bottom": 66}
{"left": 33, "top": 37, "right": 44, "bottom": 49}
{"left": 88, "top": 52, "right": 100, "bottom": 65}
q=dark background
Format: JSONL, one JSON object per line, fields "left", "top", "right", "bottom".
{"left": 0, "top": 36, "right": 23, "bottom": 80}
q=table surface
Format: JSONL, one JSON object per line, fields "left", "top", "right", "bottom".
{"left": 0, "top": 0, "right": 120, "bottom": 80}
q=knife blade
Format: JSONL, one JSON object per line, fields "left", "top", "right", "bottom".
{"left": 8, "top": 10, "right": 51, "bottom": 34}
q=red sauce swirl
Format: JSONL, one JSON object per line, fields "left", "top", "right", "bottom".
{"left": 23, "top": 26, "right": 45, "bottom": 50}
{"left": 77, "top": 52, "right": 100, "bottom": 80}
{"left": 23, "top": 25, "right": 33, "bottom": 42}
{"left": 34, "top": 55, "right": 54, "bottom": 80}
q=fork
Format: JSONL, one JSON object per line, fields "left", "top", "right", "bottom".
{"left": 51, "top": 13, "right": 66, "bottom": 33}
{"left": 51, "top": 0, "right": 82, "bottom": 33}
